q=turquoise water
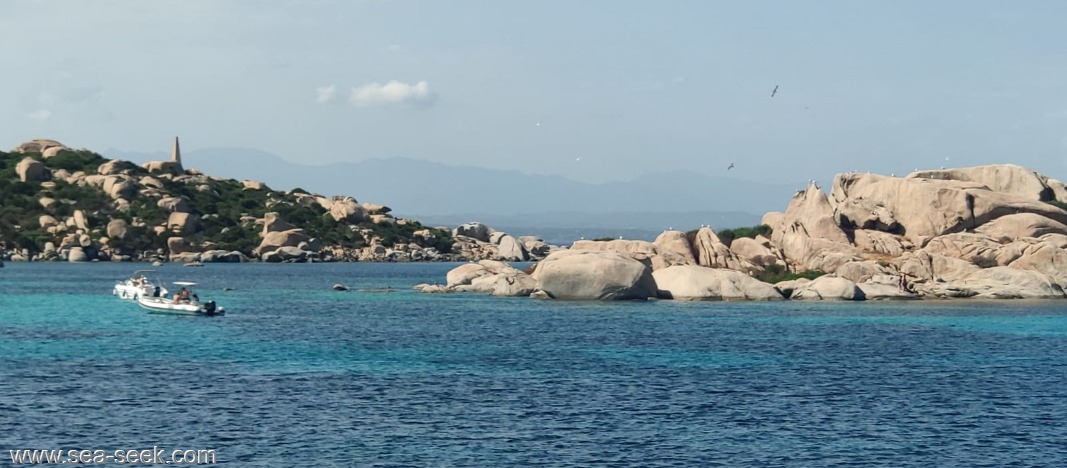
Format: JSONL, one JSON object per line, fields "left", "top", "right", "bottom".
{"left": 2, "top": 263, "right": 1066, "bottom": 466}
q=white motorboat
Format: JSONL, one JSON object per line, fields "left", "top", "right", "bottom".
{"left": 137, "top": 282, "right": 223, "bottom": 316}
{"left": 113, "top": 270, "right": 169, "bottom": 300}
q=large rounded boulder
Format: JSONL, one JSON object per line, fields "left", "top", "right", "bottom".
{"left": 102, "top": 175, "right": 137, "bottom": 200}
{"left": 201, "top": 250, "right": 248, "bottom": 263}
{"left": 257, "top": 230, "right": 311, "bottom": 256}
{"left": 106, "top": 219, "right": 128, "bottom": 239}
{"left": 12, "top": 139, "right": 65, "bottom": 154}
{"left": 495, "top": 234, "right": 529, "bottom": 261}
{"left": 531, "top": 250, "right": 656, "bottom": 300}
{"left": 830, "top": 172, "right": 1067, "bottom": 243}
{"left": 454, "top": 222, "right": 493, "bottom": 242}
{"left": 974, "top": 213, "right": 1067, "bottom": 242}
{"left": 166, "top": 212, "right": 201, "bottom": 234}
{"left": 97, "top": 159, "right": 141, "bottom": 176}
{"left": 16, "top": 157, "right": 50, "bottom": 182}
{"left": 907, "top": 164, "right": 1055, "bottom": 202}
{"left": 328, "top": 197, "right": 366, "bottom": 223}
{"left": 157, "top": 196, "right": 190, "bottom": 213}
{"left": 790, "top": 275, "right": 865, "bottom": 300}
{"left": 652, "top": 265, "right": 783, "bottom": 301}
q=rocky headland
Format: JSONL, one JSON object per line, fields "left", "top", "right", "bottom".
{"left": 424, "top": 164, "right": 1067, "bottom": 301}
{"left": 0, "top": 139, "right": 557, "bottom": 264}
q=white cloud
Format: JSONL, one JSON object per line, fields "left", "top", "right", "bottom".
{"left": 349, "top": 80, "right": 436, "bottom": 108}
{"left": 316, "top": 84, "right": 337, "bottom": 103}
{"left": 26, "top": 109, "right": 52, "bottom": 121}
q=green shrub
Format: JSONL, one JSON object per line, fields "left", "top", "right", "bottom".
{"left": 213, "top": 224, "right": 261, "bottom": 253}
{"left": 429, "top": 228, "right": 454, "bottom": 253}
{"left": 717, "top": 224, "right": 772, "bottom": 247}
{"left": 40, "top": 150, "right": 108, "bottom": 174}
{"left": 50, "top": 180, "right": 109, "bottom": 212}
{"left": 1048, "top": 200, "right": 1067, "bottom": 211}
{"left": 755, "top": 264, "right": 825, "bottom": 283}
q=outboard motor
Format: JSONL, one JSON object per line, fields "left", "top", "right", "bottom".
{"left": 204, "top": 301, "right": 217, "bottom": 315}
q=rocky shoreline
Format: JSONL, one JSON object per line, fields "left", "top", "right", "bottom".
{"left": 0, "top": 218, "right": 558, "bottom": 265}
{"left": 421, "top": 164, "right": 1067, "bottom": 301}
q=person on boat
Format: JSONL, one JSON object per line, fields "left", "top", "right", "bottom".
{"left": 175, "top": 287, "right": 190, "bottom": 303}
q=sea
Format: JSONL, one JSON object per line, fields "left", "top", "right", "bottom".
{"left": 1, "top": 262, "right": 1066, "bottom": 467}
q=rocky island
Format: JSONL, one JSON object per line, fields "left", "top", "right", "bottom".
{"left": 6, "top": 137, "right": 1067, "bottom": 301}
{"left": 427, "top": 164, "right": 1067, "bottom": 301}
{"left": 0, "top": 139, "right": 554, "bottom": 264}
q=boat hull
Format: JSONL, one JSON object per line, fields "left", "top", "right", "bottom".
{"left": 114, "top": 274, "right": 168, "bottom": 301}
{"left": 136, "top": 297, "right": 224, "bottom": 316}
{"left": 114, "top": 283, "right": 165, "bottom": 300}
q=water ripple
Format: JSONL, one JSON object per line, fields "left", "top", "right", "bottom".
{"left": 1, "top": 263, "right": 1066, "bottom": 466}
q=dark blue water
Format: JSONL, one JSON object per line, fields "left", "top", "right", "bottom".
{"left": 2, "top": 263, "right": 1066, "bottom": 466}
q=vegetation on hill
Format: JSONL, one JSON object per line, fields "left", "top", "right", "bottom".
{"left": 716, "top": 224, "right": 772, "bottom": 247}
{"left": 754, "top": 265, "right": 825, "bottom": 284}
{"left": 0, "top": 148, "right": 453, "bottom": 261}
{"left": 684, "top": 224, "right": 773, "bottom": 247}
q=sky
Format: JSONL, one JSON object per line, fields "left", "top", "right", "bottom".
{"left": 3, "top": 0, "right": 1067, "bottom": 185}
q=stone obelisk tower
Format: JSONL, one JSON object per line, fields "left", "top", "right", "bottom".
{"left": 171, "top": 136, "right": 183, "bottom": 171}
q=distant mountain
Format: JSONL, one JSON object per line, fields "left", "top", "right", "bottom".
{"left": 108, "top": 147, "right": 793, "bottom": 232}
{"left": 413, "top": 210, "right": 762, "bottom": 245}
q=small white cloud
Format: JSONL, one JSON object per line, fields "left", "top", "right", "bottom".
{"left": 386, "top": 44, "right": 402, "bottom": 52}
{"left": 27, "top": 109, "right": 51, "bottom": 121}
{"left": 350, "top": 80, "right": 436, "bottom": 108}
{"left": 316, "top": 84, "right": 337, "bottom": 103}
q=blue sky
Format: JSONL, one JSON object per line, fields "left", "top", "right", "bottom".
{"left": 3, "top": 0, "right": 1066, "bottom": 184}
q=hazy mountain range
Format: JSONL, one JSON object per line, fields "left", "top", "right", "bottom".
{"left": 105, "top": 147, "right": 797, "bottom": 243}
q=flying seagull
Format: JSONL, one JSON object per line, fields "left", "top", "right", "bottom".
{"left": 771, "top": 85, "right": 778, "bottom": 97}
{"left": 727, "top": 163, "right": 735, "bottom": 170}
